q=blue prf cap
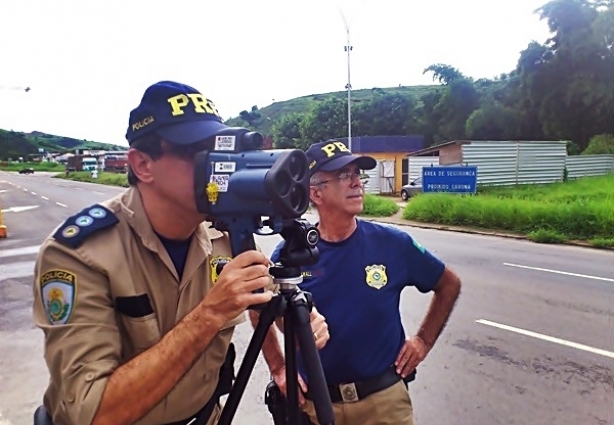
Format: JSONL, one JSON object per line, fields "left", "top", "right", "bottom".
{"left": 306, "top": 139, "right": 376, "bottom": 176}
{"left": 125, "top": 81, "right": 229, "bottom": 145}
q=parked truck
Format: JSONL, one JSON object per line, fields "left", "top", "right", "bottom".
{"left": 66, "top": 155, "right": 98, "bottom": 172}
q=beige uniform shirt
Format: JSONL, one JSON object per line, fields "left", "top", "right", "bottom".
{"left": 32, "top": 186, "right": 249, "bottom": 425}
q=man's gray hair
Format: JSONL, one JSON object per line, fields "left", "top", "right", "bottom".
{"left": 310, "top": 171, "right": 326, "bottom": 186}
{"left": 308, "top": 171, "right": 326, "bottom": 209}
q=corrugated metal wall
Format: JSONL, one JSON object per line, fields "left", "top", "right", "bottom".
{"left": 363, "top": 159, "right": 396, "bottom": 194}
{"left": 407, "top": 157, "right": 439, "bottom": 181}
{"left": 398, "top": 142, "right": 614, "bottom": 193}
{"left": 565, "top": 154, "right": 614, "bottom": 179}
{"left": 363, "top": 163, "right": 381, "bottom": 194}
{"left": 461, "top": 141, "right": 567, "bottom": 186}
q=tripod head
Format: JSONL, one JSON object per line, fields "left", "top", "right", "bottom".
{"left": 267, "top": 218, "right": 320, "bottom": 292}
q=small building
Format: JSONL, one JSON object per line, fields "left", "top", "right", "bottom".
{"left": 336, "top": 135, "right": 425, "bottom": 194}
{"left": 405, "top": 139, "right": 572, "bottom": 186}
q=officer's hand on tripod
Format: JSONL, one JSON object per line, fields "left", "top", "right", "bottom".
{"left": 271, "top": 365, "right": 309, "bottom": 407}
{"left": 201, "top": 250, "right": 274, "bottom": 327}
{"left": 309, "top": 307, "right": 330, "bottom": 350}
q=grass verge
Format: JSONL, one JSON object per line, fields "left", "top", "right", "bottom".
{"left": 402, "top": 174, "right": 614, "bottom": 247}
{"left": 0, "top": 162, "right": 64, "bottom": 172}
{"left": 362, "top": 194, "right": 399, "bottom": 217}
{"left": 55, "top": 171, "right": 128, "bottom": 187}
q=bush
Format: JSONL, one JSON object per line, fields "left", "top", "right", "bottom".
{"left": 55, "top": 171, "right": 128, "bottom": 187}
{"left": 582, "top": 134, "right": 614, "bottom": 155}
{"left": 0, "top": 161, "right": 64, "bottom": 171}
{"left": 362, "top": 194, "right": 399, "bottom": 217}
{"left": 402, "top": 174, "right": 614, "bottom": 241}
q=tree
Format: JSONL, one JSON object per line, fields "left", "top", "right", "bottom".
{"left": 465, "top": 98, "right": 522, "bottom": 140}
{"left": 271, "top": 113, "right": 304, "bottom": 149}
{"left": 423, "top": 64, "right": 464, "bottom": 85}
{"left": 353, "top": 92, "right": 419, "bottom": 136}
{"left": 582, "top": 133, "right": 614, "bottom": 154}
{"left": 299, "top": 98, "right": 348, "bottom": 148}
{"left": 238, "top": 107, "right": 261, "bottom": 127}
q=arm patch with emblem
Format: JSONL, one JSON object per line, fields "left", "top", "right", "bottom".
{"left": 53, "top": 204, "right": 119, "bottom": 248}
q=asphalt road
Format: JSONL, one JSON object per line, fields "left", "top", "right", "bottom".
{"left": 1, "top": 170, "right": 613, "bottom": 425}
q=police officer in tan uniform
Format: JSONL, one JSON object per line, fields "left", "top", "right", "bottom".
{"left": 32, "top": 81, "right": 329, "bottom": 425}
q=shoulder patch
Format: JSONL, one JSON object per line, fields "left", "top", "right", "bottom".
{"left": 53, "top": 204, "right": 119, "bottom": 248}
{"left": 41, "top": 270, "right": 76, "bottom": 325}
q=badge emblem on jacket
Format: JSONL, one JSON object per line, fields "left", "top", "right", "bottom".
{"left": 210, "top": 256, "right": 233, "bottom": 284}
{"left": 40, "top": 270, "right": 76, "bottom": 325}
{"left": 365, "top": 264, "right": 388, "bottom": 289}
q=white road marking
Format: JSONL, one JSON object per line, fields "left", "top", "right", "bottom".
{"left": 503, "top": 262, "right": 614, "bottom": 283}
{"left": 0, "top": 261, "right": 36, "bottom": 280}
{"left": 94, "top": 191, "right": 104, "bottom": 195}
{"left": 30, "top": 191, "right": 36, "bottom": 195}
{"left": 0, "top": 189, "right": 9, "bottom": 193}
{"left": 55, "top": 202, "right": 67, "bottom": 208}
{"left": 22, "top": 188, "right": 27, "bottom": 191}
{"left": 0, "top": 245, "right": 41, "bottom": 258}
{"left": 41, "top": 196, "right": 49, "bottom": 200}
{"left": 476, "top": 319, "right": 614, "bottom": 359}
{"left": 1, "top": 205, "right": 39, "bottom": 213}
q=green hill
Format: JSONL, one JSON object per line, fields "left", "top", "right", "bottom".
{"left": 224, "top": 84, "right": 443, "bottom": 135}
{"left": 0, "top": 129, "right": 127, "bottom": 160}
{"left": 0, "top": 85, "right": 442, "bottom": 160}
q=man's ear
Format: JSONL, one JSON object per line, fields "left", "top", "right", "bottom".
{"left": 310, "top": 185, "right": 323, "bottom": 207}
{"left": 127, "top": 148, "right": 154, "bottom": 184}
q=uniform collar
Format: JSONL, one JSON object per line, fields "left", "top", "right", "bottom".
{"left": 116, "top": 186, "right": 226, "bottom": 284}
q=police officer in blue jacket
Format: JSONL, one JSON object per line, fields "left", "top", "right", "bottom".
{"left": 258, "top": 139, "right": 462, "bottom": 425}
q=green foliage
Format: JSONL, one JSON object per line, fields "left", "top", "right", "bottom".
{"left": 361, "top": 194, "right": 400, "bottom": 217}
{"left": 465, "top": 98, "right": 522, "bottom": 140}
{"left": 589, "top": 238, "right": 614, "bottom": 249}
{"left": 0, "top": 161, "right": 63, "bottom": 171}
{"left": 581, "top": 133, "right": 614, "bottom": 154}
{"left": 423, "top": 64, "right": 464, "bottom": 85}
{"left": 271, "top": 113, "right": 303, "bottom": 148}
{"left": 224, "top": 85, "right": 440, "bottom": 138}
{"left": 266, "top": 91, "right": 429, "bottom": 149}
{"left": 225, "top": 0, "right": 612, "bottom": 153}
{"left": 55, "top": 171, "right": 128, "bottom": 187}
{"left": 432, "top": 78, "right": 481, "bottom": 140}
{"left": 353, "top": 92, "right": 420, "bottom": 136}
{"left": 527, "top": 229, "right": 568, "bottom": 243}
{"left": 0, "top": 129, "right": 39, "bottom": 160}
{"left": 299, "top": 98, "right": 348, "bottom": 147}
{"left": 0, "top": 129, "right": 126, "bottom": 160}
{"left": 402, "top": 174, "right": 614, "bottom": 241}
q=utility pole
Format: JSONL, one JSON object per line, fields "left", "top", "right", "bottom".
{"left": 344, "top": 29, "right": 352, "bottom": 152}
{"left": 339, "top": 7, "right": 352, "bottom": 153}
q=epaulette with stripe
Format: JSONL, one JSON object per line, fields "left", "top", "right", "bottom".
{"left": 53, "top": 204, "right": 119, "bottom": 248}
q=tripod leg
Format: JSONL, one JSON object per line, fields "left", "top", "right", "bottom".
{"left": 283, "top": 302, "right": 300, "bottom": 424}
{"left": 290, "top": 292, "right": 335, "bottom": 425}
{"left": 217, "top": 296, "right": 283, "bottom": 425}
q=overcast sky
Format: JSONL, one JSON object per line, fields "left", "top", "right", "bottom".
{"left": 0, "top": 0, "right": 551, "bottom": 147}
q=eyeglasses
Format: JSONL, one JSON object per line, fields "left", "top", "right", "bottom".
{"left": 312, "top": 170, "right": 367, "bottom": 186}
{"left": 161, "top": 140, "right": 213, "bottom": 160}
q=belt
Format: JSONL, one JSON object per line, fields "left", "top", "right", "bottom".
{"left": 306, "top": 366, "right": 416, "bottom": 404}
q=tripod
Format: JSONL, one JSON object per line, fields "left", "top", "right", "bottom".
{"left": 215, "top": 218, "right": 335, "bottom": 425}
